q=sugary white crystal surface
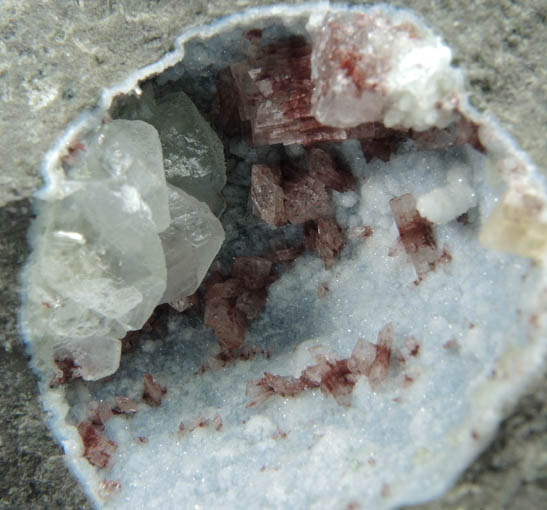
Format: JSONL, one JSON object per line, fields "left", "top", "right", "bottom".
{"left": 159, "top": 183, "right": 225, "bottom": 305}
{"left": 417, "top": 165, "right": 478, "bottom": 224}
{"left": 307, "top": 10, "right": 463, "bottom": 130}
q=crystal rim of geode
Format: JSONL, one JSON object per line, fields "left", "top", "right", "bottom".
{"left": 23, "top": 2, "right": 547, "bottom": 509}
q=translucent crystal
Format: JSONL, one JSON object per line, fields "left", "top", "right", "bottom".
{"left": 159, "top": 183, "right": 225, "bottom": 305}
{"left": 118, "top": 87, "right": 226, "bottom": 214}
{"left": 76, "top": 119, "right": 171, "bottom": 232}
{"left": 23, "top": 123, "right": 169, "bottom": 381}
{"left": 307, "top": 10, "right": 463, "bottom": 130}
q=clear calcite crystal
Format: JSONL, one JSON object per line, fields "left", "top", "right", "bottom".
{"left": 23, "top": 121, "right": 169, "bottom": 381}
{"left": 307, "top": 10, "right": 463, "bottom": 130}
{"left": 159, "top": 183, "right": 225, "bottom": 305}
{"left": 118, "top": 87, "right": 227, "bottom": 214}
{"left": 23, "top": 117, "right": 225, "bottom": 381}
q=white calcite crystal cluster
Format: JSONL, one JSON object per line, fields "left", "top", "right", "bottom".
{"left": 21, "top": 4, "right": 547, "bottom": 510}
{"left": 23, "top": 114, "right": 224, "bottom": 381}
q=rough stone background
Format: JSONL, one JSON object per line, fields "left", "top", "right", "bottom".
{"left": 0, "top": 1, "right": 545, "bottom": 509}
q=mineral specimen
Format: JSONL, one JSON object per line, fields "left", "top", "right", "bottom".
{"left": 23, "top": 116, "right": 224, "bottom": 381}
{"left": 390, "top": 193, "right": 441, "bottom": 279}
{"left": 159, "top": 183, "right": 224, "bottom": 306}
{"left": 20, "top": 4, "right": 547, "bottom": 510}
{"left": 117, "top": 86, "right": 227, "bottom": 214}
{"left": 307, "top": 10, "right": 462, "bottom": 130}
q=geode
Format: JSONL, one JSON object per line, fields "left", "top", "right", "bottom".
{"left": 20, "top": 4, "right": 547, "bottom": 510}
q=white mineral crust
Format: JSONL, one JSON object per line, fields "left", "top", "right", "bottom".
{"left": 307, "top": 10, "right": 463, "bottom": 131}
{"left": 417, "top": 165, "right": 478, "bottom": 224}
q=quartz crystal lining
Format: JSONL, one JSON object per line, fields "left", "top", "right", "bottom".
{"left": 20, "top": 4, "right": 547, "bottom": 510}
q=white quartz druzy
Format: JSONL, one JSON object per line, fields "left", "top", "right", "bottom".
{"left": 307, "top": 10, "right": 463, "bottom": 130}
{"left": 160, "top": 183, "right": 225, "bottom": 305}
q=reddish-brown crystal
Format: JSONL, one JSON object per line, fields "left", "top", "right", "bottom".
{"left": 390, "top": 193, "right": 440, "bottom": 278}
{"left": 204, "top": 278, "right": 245, "bottom": 303}
{"left": 236, "top": 288, "right": 268, "bottom": 320}
{"left": 90, "top": 401, "right": 113, "bottom": 428}
{"left": 112, "top": 397, "right": 138, "bottom": 415}
{"left": 142, "top": 373, "right": 166, "bottom": 407}
{"left": 224, "top": 39, "right": 349, "bottom": 146}
{"left": 319, "top": 359, "right": 356, "bottom": 406}
{"left": 251, "top": 164, "right": 287, "bottom": 226}
{"left": 283, "top": 175, "right": 331, "bottom": 224}
{"left": 232, "top": 256, "right": 273, "bottom": 290}
{"left": 368, "top": 323, "right": 393, "bottom": 388}
{"left": 307, "top": 148, "right": 355, "bottom": 192}
{"left": 50, "top": 356, "right": 80, "bottom": 387}
{"left": 246, "top": 372, "right": 307, "bottom": 407}
{"left": 78, "top": 421, "right": 117, "bottom": 469}
{"left": 204, "top": 297, "right": 247, "bottom": 351}
{"left": 305, "top": 217, "right": 346, "bottom": 268}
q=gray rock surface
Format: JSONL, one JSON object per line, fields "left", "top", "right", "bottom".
{"left": 0, "top": 1, "right": 545, "bottom": 509}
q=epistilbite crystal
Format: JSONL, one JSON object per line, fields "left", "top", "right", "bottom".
{"left": 159, "top": 183, "right": 225, "bottom": 305}
{"left": 390, "top": 193, "right": 440, "bottom": 279}
{"left": 307, "top": 10, "right": 462, "bottom": 130}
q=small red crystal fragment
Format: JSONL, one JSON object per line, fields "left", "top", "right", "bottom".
{"left": 308, "top": 148, "right": 355, "bottom": 192}
{"left": 306, "top": 217, "right": 346, "bottom": 268}
{"left": 99, "top": 480, "right": 122, "bottom": 496}
{"left": 390, "top": 193, "right": 440, "bottom": 278}
{"left": 142, "top": 373, "right": 166, "bottom": 407}
{"left": 236, "top": 288, "right": 268, "bottom": 320}
{"left": 112, "top": 397, "right": 138, "bottom": 415}
{"left": 368, "top": 323, "right": 393, "bottom": 388}
{"left": 319, "top": 359, "right": 356, "bottom": 407}
{"left": 246, "top": 372, "right": 307, "bottom": 407}
{"left": 348, "top": 225, "right": 373, "bottom": 240}
{"left": 213, "top": 413, "right": 223, "bottom": 431}
{"left": 405, "top": 337, "right": 420, "bottom": 357}
{"left": 232, "top": 256, "right": 273, "bottom": 290}
{"left": 317, "top": 282, "right": 329, "bottom": 298}
{"left": 90, "top": 401, "right": 113, "bottom": 428}
{"left": 204, "top": 297, "right": 247, "bottom": 351}
{"left": 251, "top": 164, "right": 287, "bottom": 226}
{"left": 283, "top": 175, "right": 331, "bottom": 224}
{"left": 77, "top": 421, "right": 117, "bottom": 469}
{"left": 50, "top": 356, "right": 81, "bottom": 388}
